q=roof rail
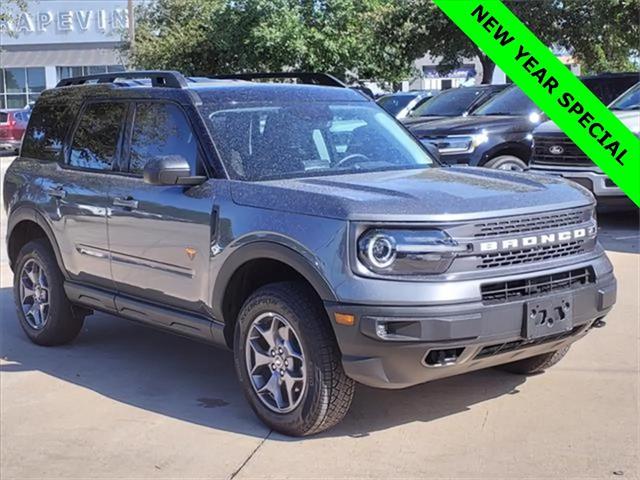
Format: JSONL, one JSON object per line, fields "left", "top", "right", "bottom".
{"left": 209, "top": 72, "right": 347, "bottom": 88}
{"left": 56, "top": 71, "right": 189, "bottom": 89}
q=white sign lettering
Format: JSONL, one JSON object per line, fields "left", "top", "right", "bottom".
{"left": 0, "top": 1, "right": 129, "bottom": 45}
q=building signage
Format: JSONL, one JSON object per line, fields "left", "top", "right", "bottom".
{"left": 0, "top": 1, "right": 129, "bottom": 46}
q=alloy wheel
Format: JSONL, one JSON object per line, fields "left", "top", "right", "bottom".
{"left": 245, "top": 312, "right": 307, "bottom": 414}
{"left": 20, "top": 258, "right": 50, "bottom": 330}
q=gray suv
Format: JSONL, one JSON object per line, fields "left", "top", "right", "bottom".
{"left": 3, "top": 71, "right": 617, "bottom": 436}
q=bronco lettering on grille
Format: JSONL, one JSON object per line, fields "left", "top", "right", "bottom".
{"left": 478, "top": 227, "right": 595, "bottom": 252}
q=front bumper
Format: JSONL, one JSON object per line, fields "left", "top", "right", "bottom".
{"left": 0, "top": 140, "right": 21, "bottom": 151}
{"left": 530, "top": 165, "right": 622, "bottom": 197}
{"left": 326, "top": 254, "right": 616, "bottom": 389}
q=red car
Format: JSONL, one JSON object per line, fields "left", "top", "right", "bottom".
{"left": 0, "top": 109, "right": 31, "bottom": 154}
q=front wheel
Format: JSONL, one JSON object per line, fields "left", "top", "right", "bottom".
{"left": 484, "top": 155, "right": 527, "bottom": 172}
{"left": 234, "top": 282, "right": 355, "bottom": 436}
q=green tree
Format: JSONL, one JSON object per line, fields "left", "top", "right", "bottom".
{"left": 373, "top": 0, "right": 640, "bottom": 83}
{"left": 0, "top": 0, "right": 27, "bottom": 36}
{"left": 129, "top": 0, "right": 397, "bottom": 81}
{"left": 558, "top": 0, "right": 640, "bottom": 74}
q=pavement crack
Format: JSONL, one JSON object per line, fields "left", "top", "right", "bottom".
{"left": 481, "top": 410, "right": 489, "bottom": 431}
{"left": 228, "top": 429, "right": 273, "bottom": 480}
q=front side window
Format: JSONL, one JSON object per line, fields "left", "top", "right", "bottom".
{"left": 410, "top": 88, "right": 483, "bottom": 117}
{"left": 128, "top": 102, "right": 199, "bottom": 175}
{"left": 377, "top": 94, "right": 417, "bottom": 116}
{"left": 69, "top": 102, "right": 127, "bottom": 170}
{"left": 473, "top": 86, "right": 538, "bottom": 116}
{"left": 203, "top": 102, "right": 434, "bottom": 181}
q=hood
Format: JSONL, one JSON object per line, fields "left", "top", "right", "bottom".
{"left": 230, "top": 167, "right": 593, "bottom": 222}
{"left": 535, "top": 110, "right": 640, "bottom": 134}
{"left": 406, "top": 115, "right": 535, "bottom": 138}
{"left": 401, "top": 116, "right": 449, "bottom": 127}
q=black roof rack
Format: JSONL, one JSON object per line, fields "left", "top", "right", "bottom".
{"left": 56, "top": 71, "right": 188, "bottom": 89}
{"left": 209, "top": 72, "right": 347, "bottom": 88}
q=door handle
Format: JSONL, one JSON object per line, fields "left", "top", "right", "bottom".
{"left": 46, "top": 186, "right": 66, "bottom": 199}
{"left": 113, "top": 197, "right": 139, "bottom": 210}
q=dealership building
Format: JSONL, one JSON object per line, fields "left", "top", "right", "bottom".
{"left": 0, "top": 0, "right": 129, "bottom": 109}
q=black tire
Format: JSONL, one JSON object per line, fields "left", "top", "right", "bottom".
{"left": 13, "top": 239, "right": 84, "bottom": 346}
{"left": 497, "top": 346, "right": 570, "bottom": 375}
{"left": 484, "top": 155, "right": 527, "bottom": 172}
{"left": 234, "top": 282, "right": 355, "bottom": 436}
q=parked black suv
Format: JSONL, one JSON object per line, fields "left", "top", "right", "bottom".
{"left": 407, "top": 74, "right": 640, "bottom": 172}
{"left": 402, "top": 84, "right": 507, "bottom": 127}
{"left": 407, "top": 85, "right": 541, "bottom": 171}
{"left": 4, "top": 71, "right": 616, "bottom": 436}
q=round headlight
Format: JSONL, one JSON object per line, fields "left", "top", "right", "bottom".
{"left": 365, "top": 233, "right": 397, "bottom": 269}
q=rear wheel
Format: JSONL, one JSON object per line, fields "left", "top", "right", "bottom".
{"left": 497, "top": 346, "right": 570, "bottom": 375}
{"left": 13, "top": 239, "right": 84, "bottom": 346}
{"left": 234, "top": 282, "right": 355, "bottom": 436}
{"left": 484, "top": 155, "right": 527, "bottom": 172}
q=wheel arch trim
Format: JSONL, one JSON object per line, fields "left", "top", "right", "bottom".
{"left": 211, "top": 241, "right": 338, "bottom": 323}
{"left": 7, "top": 206, "right": 68, "bottom": 278}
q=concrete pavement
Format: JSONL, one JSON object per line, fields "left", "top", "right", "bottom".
{"left": 1, "top": 154, "right": 638, "bottom": 479}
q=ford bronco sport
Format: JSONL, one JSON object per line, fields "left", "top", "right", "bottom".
{"left": 4, "top": 71, "right": 617, "bottom": 436}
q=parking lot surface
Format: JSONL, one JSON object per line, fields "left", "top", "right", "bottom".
{"left": 1, "top": 155, "right": 638, "bottom": 479}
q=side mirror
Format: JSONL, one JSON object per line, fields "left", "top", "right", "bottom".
{"left": 422, "top": 141, "right": 441, "bottom": 163}
{"left": 143, "top": 155, "right": 206, "bottom": 186}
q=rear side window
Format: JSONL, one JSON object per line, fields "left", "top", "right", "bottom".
{"left": 128, "top": 102, "right": 199, "bottom": 175}
{"left": 21, "top": 104, "right": 76, "bottom": 162}
{"left": 69, "top": 102, "right": 127, "bottom": 171}
{"left": 0, "top": 112, "right": 8, "bottom": 124}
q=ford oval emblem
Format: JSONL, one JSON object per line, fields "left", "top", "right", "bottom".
{"left": 549, "top": 145, "right": 564, "bottom": 155}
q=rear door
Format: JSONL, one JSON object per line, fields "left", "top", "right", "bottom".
{"left": 107, "top": 100, "right": 216, "bottom": 313}
{"left": 55, "top": 101, "right": 127, "bottom": 290}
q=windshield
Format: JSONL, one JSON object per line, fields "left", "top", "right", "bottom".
{"left": 610, "top": 83, "right": 640, "bottom": 111}
{"left": 410, "top": 88, "right": 483, "bottom": 117}
{"left": 473, "top": 86, "right": 538, "bottom": 116}
{"left": 377, "top": 94, "right": 417, "bottom": 116}
{"left": 204, "top": 102, "right": 434, "bottom": 181}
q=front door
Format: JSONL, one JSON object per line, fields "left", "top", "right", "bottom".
{"left": 106, "top": 101, "right": 216, "bottom": 313}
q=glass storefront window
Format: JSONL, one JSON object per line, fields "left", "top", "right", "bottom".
{"left": 87, "top": 66, "right": 108, "bottom": 75}
{"left": 5, "top": 68, "right": 27, "bottom": 94}
{"left": 56, "top": 65, "right": 126, "bottom": 82}
{"left": 6, "top": 94, "right": 28, "bottom": 109}
{"left": 0, "top": 67, "right": 45, "bottom": 110}
{"left": 27, "top": 68, "right": 46, "bottom": 93}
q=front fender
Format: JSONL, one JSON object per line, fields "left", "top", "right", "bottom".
{"left": 210, "top": 240, "right": 338, "bottom": 323}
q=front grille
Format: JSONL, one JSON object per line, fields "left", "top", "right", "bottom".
{"left": 477, "top": 241, "right": 589, "bottom": 269}
{"left": 532, "top": 135, "right": 593, "bottom": 167}
{"left": 474, "top": 208, "right": 586, "bottom": 238}
{"left": 474, "top": 325, "right": 585, "bottom": 359}
{"left": 481, "top": 267, "right": 595, "bottom": 304}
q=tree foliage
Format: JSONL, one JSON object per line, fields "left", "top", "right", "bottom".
{"left": 0, "top": 0, "right": 27, "bottom": 31}
{"left": 373, "top": 0, "right": 640, "bottom": 82}
{"left": 129, "top": 0, "right": 402, "bottom": 81}
{"left": 128, "top": 0, "right": 640, "bottom": 83}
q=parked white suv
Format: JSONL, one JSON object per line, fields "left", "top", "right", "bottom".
{"left": 530, "top": 82, "right": 639, "bottom": 209}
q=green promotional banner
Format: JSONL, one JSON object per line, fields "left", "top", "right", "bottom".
{"left": 433, "top": 0, "right": 640, "bottom": 207}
